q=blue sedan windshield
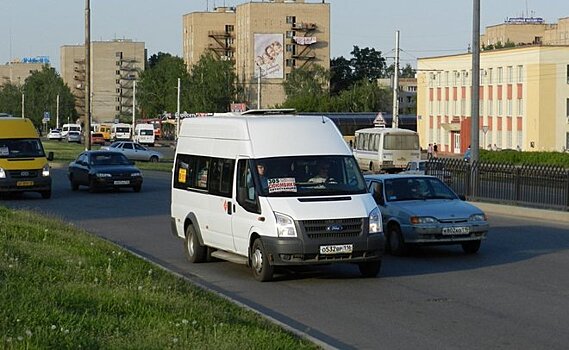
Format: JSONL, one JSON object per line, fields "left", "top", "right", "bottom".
{"left": 384, "top": 177, "right": 457, "bottom": 202}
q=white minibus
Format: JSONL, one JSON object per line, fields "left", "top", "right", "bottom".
{"left": 171, "top": 114, "right": 384, "bottom": 281}
{"left": 353, "top": 127, "right": 420, "bottom": 173}
{"left": 111, "top": 123, "right": 132, "bottom": 141}
{"left": 134, "top": 124, "right": 155, "bottom": 146}
{"left": 61, "top": 123, "right": 81, "bottom": 138}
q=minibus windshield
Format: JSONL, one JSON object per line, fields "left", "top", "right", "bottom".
{"left": 252, "top": 155, "right": 367, "bottom": 197}
{"left": 0, "top": 139, "right": 46, "bottom": 159}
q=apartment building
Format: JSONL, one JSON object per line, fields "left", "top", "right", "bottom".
{"left": 0, "top": 59, "right": 45, "bottom": 87}
{"left": 182, "top": 0, "right": 330, "bottom": 109}
{"left": 417, "top": 45, "right": 569, "bottom": 153}
{"left": 378, "top": 77, "right": 417, "bottom": 114}
{"left": 481, "top": 16, "right": 569, "bottom": 47}
{"left": 60, "top": 39, "right": 146, "bottom": 123}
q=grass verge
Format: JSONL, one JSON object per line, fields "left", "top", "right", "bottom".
{"left": 0, "top": 207, "right": 317, "bottom": 349}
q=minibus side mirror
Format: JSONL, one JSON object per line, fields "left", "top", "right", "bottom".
{"left": 47, "top": 152, "right": 54, "bottom": 161}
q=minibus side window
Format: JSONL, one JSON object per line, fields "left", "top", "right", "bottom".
{"left": 209, "top": 158, "right": 235, "bottom": 198}
{"left": 236, "top": 160, "right": 260, "bottom": 214}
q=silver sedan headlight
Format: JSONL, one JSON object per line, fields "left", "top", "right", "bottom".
{"left": 410, "top": 216, "right": 438, "bottom": 224}
{"left": 469, "top": 214, "right": 487, "bottom": 222}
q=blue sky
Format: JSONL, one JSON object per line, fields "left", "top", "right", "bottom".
{"left": 1, "top": 0, "right": 567, "bottom": 71}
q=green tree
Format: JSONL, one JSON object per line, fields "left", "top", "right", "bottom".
{"left": 281, "top": 64, "right": 330, "bottom": 112}
{"left": 331, "top": 80, "right": 391, "bottom": 112}
{"left": 330, "top": 56, "right": 354, "bottom": 95}
{"left": 350, "top": 46, "right": 387, "bottom": 82}
{"left": 187, "top": 53, "right": 237, "bottom": 113}
{"left": 21, "top": 66, "right": 76, "bottom": 129}
{"left": 138, "top": 53, "right": 191, "bottom": 118}
{"left": 0, "top": 83, "right": 23, "bottom": 117}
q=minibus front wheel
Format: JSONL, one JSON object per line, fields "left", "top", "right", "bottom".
{"left": 251, "top": 238, "right": 274, "bottom": 282}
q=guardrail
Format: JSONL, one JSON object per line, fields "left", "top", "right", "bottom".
{"left": 426, "top": 158, "right": 569, "bottom": 211}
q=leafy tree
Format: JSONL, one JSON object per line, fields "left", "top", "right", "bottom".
{"left": 187, "top": 53, "right": 236, "bottom": 113}
{"left": 281, "top": 64, "right": 330, "bottom": 112}
{"left": 138, "top": 53, "right": 191, "bottom": 118}
{"left": 21, "top": 66, "right": 76, "bottom": 129}
{"left": 400, "top": 64, "right": 416, "bottom": 78}
{"left": 330, "top": 56, "right": 354, "bottom": 95}
{"left": 0, "top": 83, "right": 23, "bottom": 117}
{"left": 331, "top": 80, "right": 392, "bottom": 112}
{"left": 350, "top": 46, "right": 387, "bottom": 82}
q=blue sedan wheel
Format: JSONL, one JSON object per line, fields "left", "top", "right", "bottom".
{"left": 387, "top": 225, "right": 407, "bottom": 256}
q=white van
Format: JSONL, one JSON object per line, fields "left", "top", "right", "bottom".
{"left": 61, "top": 123, "right": 82, "bottom": 138}
{"left": 134, "top": 124, "right": 155, "bottom": 146}
{"left": 171, "top": 114, "right": 384, "bottom": 281}
{"left": 353, "top": 127, "right": 421, "bottom": 173}
{"left": 111, "top": 123, "right": 132, "bottom": 141}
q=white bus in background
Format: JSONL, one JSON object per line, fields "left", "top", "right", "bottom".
{"left": 111, "top": 123, "right": 132, "bottom": 141}
{"left": 134, "top": 124, "right": 155, "bottom": 146}
{"left": 61, "top": 123, "right": 82, "bottom": 138}
{"left": 353, "top": 127, "right": 420, "bottom": 173}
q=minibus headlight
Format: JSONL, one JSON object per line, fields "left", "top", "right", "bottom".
{"left": 368, "top": 207, "right": 383, "bottom": 234}
{"left": 0, "top": 167, "right": 5, "bottom": 179}
{"left": 275, "top": 212, "right": 297, "bottom": 238}
{"left": 42, "top": 164, "right": 50, "bottom": 177}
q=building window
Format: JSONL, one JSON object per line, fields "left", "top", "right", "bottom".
{"left": 286, "top": 31, "right": 295, "bottom": 39}
{"left": 507, "top": 66, "right": 513, "bottom": 83}
{"left": 497, "top": 67, "right": 503, "bottom": 83}
{"left": 286, "top": 59, "right": 295, "bottom": 67}
{"left": 116, "top": 88, "right": 120, "bottom": 93}
{"left": 452, "top": 71, "right": 457, "bottom": 86}
{"left": 286, "top": 16, "right": 296, "bottom": 24}
{"left": 507, "top": 100, "right": 512, "bottom": 116}
{"left": 566, "top": 65, "right": 569, "bottom": 84}
{"left": 116, "top": 70, "right": 120, "bottom": 75}
{"left": 286, "top": 44, "right": 295, "bottom": 54}
{"left": 498, "top": 100, "right": 503, "bottom": 115}
{"left": 115, "top": 106, "right": 120, "bottom": 111}
{"left": 517, "top": 98, "right": 523, "bottom": 116}
{"left": 487, "top": 99, "right": 493, "bottom": 115}
{"left": 566, "top": 98, "right": 569, "bottom": 120}
{"left": 116, "top": 61, "right": 121, "bottom": 66}
{"left": 116, "top": 79, "right": 120, "bottom": 84}
{"left": 517, "top": 65, "right": 523, "bottom": 83}
{"left": 225, "top": 25, "right": 234, "bottom": 32}
{"left": 115, "top": 52, "right": 122, "bottom": 58}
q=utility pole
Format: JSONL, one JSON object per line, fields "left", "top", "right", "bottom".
{"left": 132, "top": 80, "right": 136, "bottom": 139}
{"left": 85, "top": 0, "right": 91, "bottom": 150}
{"left": 471, "top": 0, "right": 480, "bottom": 162}
{"left": 56, "top": 94, "right": 60, "bottom": 129}
{"left": 21, "top": 93, "right": 24, "bottom": 118}
{"left": 176, "top": 78, "right": 181, "bottom": 140}
{"left": 257, "top": 66, "right": 262, "bottom": 109}
{"left": 392, "top": 30, "right": 400, "bottom": 129}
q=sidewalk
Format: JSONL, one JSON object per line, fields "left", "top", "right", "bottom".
{"left": 470, "top": 201, "right": 569, "bottom": 224}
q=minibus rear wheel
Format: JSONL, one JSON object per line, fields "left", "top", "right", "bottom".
{"left": 185, "top": 225, "right": 207, "bottom": 263}
{"left": 251, "top": 238, "right": 274, "bottom": 282}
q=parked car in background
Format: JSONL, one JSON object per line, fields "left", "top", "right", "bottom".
{"left": 365, "top": 174, "right": 488, "bottom": 255}
{"left": 400, "top": 159, "right": 452, "bottom": 183}
{"left": 66, "top": 131, "right": 82, "bottom": 144}
{"left": 101, "top": 141, "right": 163, "bottom": 162}
{"left": 47, "top": 129, "right": 63, "bottom": 141}
{"left": 67, "top": 150, "right": 143, "bottom": 193}
{"left": 91, "top": 132, "right": 106, "bottom": 146}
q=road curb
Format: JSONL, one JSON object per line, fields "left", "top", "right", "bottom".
{"left": 469, "top": 201, "right": 569, "bottom": 224}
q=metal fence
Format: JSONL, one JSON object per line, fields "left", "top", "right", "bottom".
{"left": 425, "top": 158, "right": 569, "bottom": 211}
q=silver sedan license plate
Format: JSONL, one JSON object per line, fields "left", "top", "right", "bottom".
{"left": 320, "top": 244, "right": 353, "bottom": 255}
{"left": 442, "top": 226, "right": 470, "bottom": 235}
{"left": 113, "top": 180, "right": 130, "bottom": 185}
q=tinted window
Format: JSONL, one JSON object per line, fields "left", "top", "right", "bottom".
{"left": 383, "top": 134, "right": 419, "bottom": 150}
{"left": 173, "top": 154, "right": 234, "bottom": 198}
{"left": 0, "top": 139, "right": 46, "bottom": 159}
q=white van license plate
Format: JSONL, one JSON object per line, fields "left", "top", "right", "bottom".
{"left": 114, "top": 180, "right": 130, "bottom": 185}
{"left": 320, "top": 244, "right": 353, "bottom": 255}
{"left": 442, "top": 226, "right": 470, "bottom": 235}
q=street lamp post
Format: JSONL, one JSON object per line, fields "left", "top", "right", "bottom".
{"left": 84, "top": 0, "right": 91, "bottom": 150}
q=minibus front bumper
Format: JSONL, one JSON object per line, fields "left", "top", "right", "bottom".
{"left": 261, "top": 233, "right": 384, "bottom": 266}
{"left": 0, "top": 173, "right": 51, "bottom": 193}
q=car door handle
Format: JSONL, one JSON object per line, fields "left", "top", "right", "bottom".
{"left": 227, "top": 201, "right": 232, "bottom": 215}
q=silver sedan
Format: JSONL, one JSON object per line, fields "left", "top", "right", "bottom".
{"left": 101, "top": 141, "right": 163, "bottom": 162}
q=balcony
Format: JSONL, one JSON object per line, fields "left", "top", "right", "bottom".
{"left": 292, "top": 22, "right": 317, "bottom": 31}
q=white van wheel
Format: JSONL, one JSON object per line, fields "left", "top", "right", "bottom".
{"left": 185, "top": 226, "right": 207, "bottom": 263}
{"left": 251, "top": 238, "right": 274, "bottom": 282}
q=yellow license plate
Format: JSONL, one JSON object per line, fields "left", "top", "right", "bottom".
{"left": 17, "top": 181, "right": 34, "bottom": 187}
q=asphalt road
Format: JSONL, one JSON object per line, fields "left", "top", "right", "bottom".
{"left": 3, "top": 167, "right": 569, "bottom": 350}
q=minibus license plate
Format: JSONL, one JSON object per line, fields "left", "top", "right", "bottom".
{"left": 320, "top": 244, "right": 353, "bottom": 255}
{"left": 16, "top": 181, "right": 34, "bottom": 187}
{"left": 113, "top": 180, "right": 130, "bottom": 185}
{"left": 442, "top": 226, "right": 470, "bottom": 235}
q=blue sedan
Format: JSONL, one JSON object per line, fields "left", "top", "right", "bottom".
{"left": 364, "top": 174, "right": 489, "bottom": 255}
